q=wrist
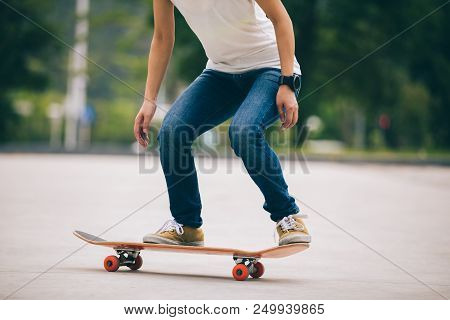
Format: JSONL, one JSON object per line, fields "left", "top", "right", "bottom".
{"left": 279, "top": 84, "right": 292, "bottom": 91}
{"left": 278, "top": 74, "right": 302, "bottom": 95}
{"left": 142, "top": 99, "right": 157, "bottom": 110}
{"left": 143, "top": 97, "right": 157, "bottom": 104}
{"left": 143, "top": 91, "right": 157, "bottom": 102}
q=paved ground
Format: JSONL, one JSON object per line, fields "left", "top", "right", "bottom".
{"left": 0, "top": 153, "right": 449, "bottom": 299}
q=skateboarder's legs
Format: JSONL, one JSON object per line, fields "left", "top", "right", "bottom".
{"left": 228, "top": 68, "right": 299, "bottom": 222}
{"left": 158, "top": 69, "right": 244, "bottom": 228}
{"left": 159, "top": 68, "right": 299, "bottom": 228}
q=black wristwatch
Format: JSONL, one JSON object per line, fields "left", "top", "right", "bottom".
{"left": 279, "top": 74, "right": 302, "bottom": 97}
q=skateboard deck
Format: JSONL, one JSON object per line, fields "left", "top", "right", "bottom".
{"left": 74, "top": 230, "right": 309, "bottom": 281}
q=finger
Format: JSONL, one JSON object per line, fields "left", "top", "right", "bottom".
{"left": 134, "top": 114, "right": 145, "bottom": 146}
{"left": 141, "top": 127, "right": 149, "bottom": 146}
{"left": 140, "top": 115, "right": 151, "bottom": 147}
{"left": 133, "top": 114, "right": 141, "bottom": 143}
{"left": 142, "top": 115, "right": 151, "bottom": 134}
{"left": 277, "top": 102, "right": 285, "bottom": 123}
{"left": 289, "top": 107, "right": 299, "bottom": 128}
{"left": 283, "top": 108, "right": 294, "bottom": 129}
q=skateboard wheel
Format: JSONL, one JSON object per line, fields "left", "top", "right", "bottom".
{"left": 104, "top": 255, "right": 120, "bottom": 272}
{"left": 250, "top": 262, "right": 265, "bottom": 279}
{"left": 128, "top": 255, "right": 143, "bottom": 271}
{"left": 232, "top": 264, "right": 249, "bottom": 281}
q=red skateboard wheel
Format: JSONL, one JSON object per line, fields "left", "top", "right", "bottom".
{"left": 128, "top": 255, "right": 143, "bottom": 271}
{"left": 104, "top": 255, "right": 120, "bottom": 272}
{"left": 250, "top": 262, "right": 265, "bottom": 278}
{"left": 232, "top": 264, "right": 249, "bottom": 281}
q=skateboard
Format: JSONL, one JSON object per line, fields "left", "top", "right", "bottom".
{"left": 73, "top": 230, "right": 309, "bottom": 281}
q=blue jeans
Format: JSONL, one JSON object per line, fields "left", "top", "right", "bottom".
{"left": 158, "top": 68, "right": 300, "bottom": 227}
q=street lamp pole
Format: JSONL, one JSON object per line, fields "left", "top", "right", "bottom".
{"left": 64, "top": 0, "right": 89, "bottom": 151}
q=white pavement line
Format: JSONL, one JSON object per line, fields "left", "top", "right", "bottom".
{"left": 253, "top": 168, "right": 448, "bottom": 299}
{"left": 3, "top": 187, "right": 169, "bottom": 299}
{"left": 296, "top": 197, "right": 449, "bottom": 300}
{"left": 3, "top": 169, "right": 193, "bottom": 299}
{"left": 3, "top": 244, "right": 88, "bottom": 300}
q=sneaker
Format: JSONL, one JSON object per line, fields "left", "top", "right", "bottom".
{"left": 276, "top": 214, "right": 311, "bottom": 246}
{"left": 143, "top": 219, "right": 204, "bottom": 246}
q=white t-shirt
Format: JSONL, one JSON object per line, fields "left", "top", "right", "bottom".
{"left": 170, "top": 0, "right": 301, "bottom": 74}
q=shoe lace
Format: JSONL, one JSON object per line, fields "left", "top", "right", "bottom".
{"left": 274, "top": 215, "right": 306, "bottom": 243}
{"left": 156, "top": 219, "right": 184, "bottom": 235}
{"left": 276, "top": 215, "right": 305, "bottom": 233}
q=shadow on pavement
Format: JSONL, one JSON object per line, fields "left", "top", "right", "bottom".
{"left": 59, "top": 267, "right": 301, "bottom": 284}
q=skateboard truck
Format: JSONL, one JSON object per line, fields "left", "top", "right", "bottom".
{"left": 103, "top": 249, "right": 143, "bottom": 272}
{"left": 104, "top": 250, "right": 264, "bottom": 281}
{"left": 74, "top": 230, "right": 309, "bottom": 281}
{"left": 232, "top": 256, "right": 264, "bottom": 281}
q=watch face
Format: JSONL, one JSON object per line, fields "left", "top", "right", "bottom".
{"left": 293, "top": 75, "right": 301, "bottom": 89}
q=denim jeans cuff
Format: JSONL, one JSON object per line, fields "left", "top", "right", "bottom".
{"left": 270, "top": 206, "right": 301, "bottom": 222}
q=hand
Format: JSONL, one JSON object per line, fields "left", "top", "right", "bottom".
{"left": 276, "top": 85, "right": 299, "bottom": 129}
{"left": 134, "top": 99, "right": 157, "bottom": 147}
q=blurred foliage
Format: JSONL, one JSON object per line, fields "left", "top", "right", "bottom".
{"left": 91, "top": 98, "right": 139, "bottom": 144}
{"left": 0, "top": 0, "right": 449, "bottom": 151}
{"left": 0, "top": 0, "right": 59, "bottom": 142}
{"left": 6, "top": 91, "right": 64, "bottom": 142}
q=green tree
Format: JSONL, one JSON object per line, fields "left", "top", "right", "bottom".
{"left": 0, "top": 0, "right": 58, "bottom": 141}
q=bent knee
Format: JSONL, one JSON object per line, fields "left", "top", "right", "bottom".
{"left": 228, "top": 122, "right": 263, "bottom": 154}
{"left": 158, "top": 117, "right": 196, "bottom": 148}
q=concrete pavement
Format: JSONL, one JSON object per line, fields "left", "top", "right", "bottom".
{"left": 0, "top": 153, "right": 449, "bottom": 299}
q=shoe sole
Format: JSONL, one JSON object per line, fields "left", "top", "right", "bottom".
{"left": 279, "top": 234, "right": 311, "bottom": 246}
{"left": 143, "top": 235, "right": 204, "bottom": 246}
